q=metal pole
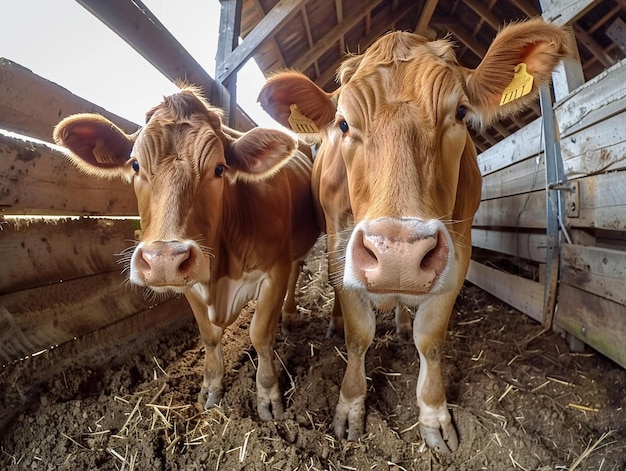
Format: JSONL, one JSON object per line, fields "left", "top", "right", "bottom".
{"left": 539, "top": 84, "right": 568, "bottom": 330}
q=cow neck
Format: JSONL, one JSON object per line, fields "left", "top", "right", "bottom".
{"left": 216, "top": 177, "right": 270, "bottom": 281}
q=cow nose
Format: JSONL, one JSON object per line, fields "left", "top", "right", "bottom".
{"left": 350, "top": 218, "right": 450, "bottom": 294}
{"left": 132, "top": 240, "right": 200, "bottom": 287}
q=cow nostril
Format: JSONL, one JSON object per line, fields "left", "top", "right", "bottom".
{"left": 354, "top": 231, "right": 379, "bottom": 270}
{"left": 420, "top": 233, "right": 448, "bottom": 274}
{"left": 178, "top": 253, "right": 193, "bottom": 273}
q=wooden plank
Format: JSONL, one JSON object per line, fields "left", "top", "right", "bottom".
{"left": 556, "top": 59, "right": 626, "bottom": 136}
{"left": 473, "top": 190, "right": 546, "bottom": 229}
{"left": 569, "top": 171, "right": 626, "bottom": 230}
{"left": 561, "top": 244, "right": 626, "bottom": 306}
{"left": 0, "top": 217, "right": 137, "bottom": 295}
{"left": 0, "top": 58, "right": 139, "bottom": 143}
{"left": 561, "top": 110, "right": 626, "bottom": 178}
{"left": 216, "top": 0, "right": 307, "bottom": 83}
{"left": 540, "top": 0, "right": 596, "bottom": 25}
{"left": 477, "top": 119, "right": 542, "bottom": 177}
{"left": 481, "top": 152, "right": 546, "bottom": 200}
{"left": 466, "top": 260, "right": 544, "bottom": 323}
{"left": 0, "top": 296, "right": 194, "bottom": 430}
{"left": 556, "top": 284, "right": 626, "bottom": 369}
{"left": 0, "top": 271, "right": 156, "bottom": 363}
{"left": 471, "top": 228, "right": 547, "bottom": 263}
{"left": 0, "top": 133, "right": 138, "bottom": 216}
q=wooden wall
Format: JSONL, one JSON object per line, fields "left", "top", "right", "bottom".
{"left": 0, "top": 59, "right": 194, "bottom": 430}
{"left": 468, "top": 0, "right": 626, "bottom": 369}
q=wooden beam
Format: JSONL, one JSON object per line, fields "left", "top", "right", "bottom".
{"left": 76, "top": 0, "right": 228, "bottom": 108}
{"left": 514, "top": 0, "right": 540, "bottom": 18}
{"left": 572, "top": 24, "right": 615, "bottom": 68}
{"left": 216, "top": 0, "right": 308, "bottom": 83}
{"left": 292, "top": 0, "right": 384, "bottom": 73}
{"left": 431, "top": 16, "right": 487, "bottom": 58}
{"left": 463, "top": 0, "right": 501, "bottom": 30}
{"left": 315, "top": 2, "right": 416, "bottom": 88}
{"left": 415, "top": 0, "right": 438, "bottom": 35}
{"left": 301, "top": 6, "right": 320, "bottom": 77}
{"left": 0, "top": 58, "right": 138, "bottom": 143}
{"left": 217, "top": 0, "right": 243, "bottom": 125}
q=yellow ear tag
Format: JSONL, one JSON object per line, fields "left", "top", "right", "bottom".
{"left": 93, "top": 139, "right": 118, "bottom": 165}
{"left": 499, "top": 63, "right": 534, "bottom": 106}
{"left": 287, "top": 104, "right": 319, "bottom": 134}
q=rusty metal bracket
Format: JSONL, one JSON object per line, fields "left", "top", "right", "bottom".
{"left": 548, "top": 180, "right": 579, "bottom": 218}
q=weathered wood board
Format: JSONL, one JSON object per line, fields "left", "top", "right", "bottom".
{"left": 561, "top": 244, "right": 626, "bottom": 306}
{"left": 466, "top": 260, "right": 544, "bottom": 324}
{"left": 0, "top": 58, "right": 139, "bottom": 144}
{"left": 556, "top": 284, "right": 626, "bottom": 369}
{"left": 0, "top": 217, "right": 137, "bottom": 294}
{"left": 473, "top": 190, "right": 546, "bottom": 229}
{"left": 0, "top": 270, "right": 162, "bottom": 363}
{"left": 471, "top": 228, "right": 547, "bottom": 263}
{"left": 0, "top": 133, "right": 138, "bottom": 215}
{"left": 568, "top": 171, "right": 626, "bottom": 231}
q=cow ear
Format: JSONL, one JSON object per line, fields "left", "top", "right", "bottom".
{"left": 53, "top": 113, "right": 136, "bottom": 180}
{"left": 258, "top": 71, "right": 336, "bottom": 138}
{"left": 226, "top": 128, "right": 297, "bottom": 181}
{"left": 465, "top": 18, "right": 572, "bottom": 128}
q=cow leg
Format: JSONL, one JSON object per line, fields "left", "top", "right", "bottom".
{"left": 413, "top": 292, "right": 459, "bottom": 453}
{"left": 186, "top": 292, "right": 225, "bottom": 409}
{"left": 326, "top": 288, "right": 344, "bottom": 338}
{"left": 280, "top": 260, "right": 302, "bottom": 336}
{"left": 332, "top": 291, "right": 375, "bottom": 441}
{"left": 250, "top": 267, "right": 289, "bottom": 420}
{"left": 395, "top": 305, "right": 412, "bottom": 342}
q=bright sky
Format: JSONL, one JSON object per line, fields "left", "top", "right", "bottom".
{"left": 1, "top": 0, "right": 279, "bottom": 132}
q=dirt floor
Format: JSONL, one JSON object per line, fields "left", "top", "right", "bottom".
{"left": 1, "top": 246, "right": 625, "bottom": 470}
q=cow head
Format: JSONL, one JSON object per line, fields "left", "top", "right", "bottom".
{"left": 259, "top": 19, "right": 571, "bottom": 309}
{"left": 54, "top": 86, "right": 298, "bottom": 294}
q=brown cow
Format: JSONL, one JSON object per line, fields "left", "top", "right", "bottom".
{"left": 259, "top": 18, "right": 571, "bottom": 452}
{"left": 53, "top": 86, "right": 320, "bottom": 421}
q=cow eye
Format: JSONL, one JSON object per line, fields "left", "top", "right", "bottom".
{"left": 214, "top": 164, "right": 225, "bottom": 177}
{"left": 131, "top": 160, "right": 140, "bottom": 173}
{"left": 339, "top": 120, "right": 349, "bottom": 134}
{"left": 455, "top": 105, "right": 468, "bottom": 121}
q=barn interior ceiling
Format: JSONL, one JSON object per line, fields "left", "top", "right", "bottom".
{"left": 236, "top": 0, "right": 625, "bottom": 152}
{"left": 80, "top": 0, "right": 624, "bottom": 152}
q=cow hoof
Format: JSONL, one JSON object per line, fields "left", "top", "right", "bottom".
{"left": 203, "top": 390, "right": 223, "bottom": 410}
{"left": 325, "top": 324, "right": 345, "bottom": 339}
{"left": 419, "top": 423, "right": 459, "bottom": 454}
{"left": 258, "top": 398, "right": 284, "bottom": 421}
{"left": 281, "top": 311, "right": 297, "bottom": 336}
{"left": 332, "top": 409, "right": 363, "bottom": 441}
{"left": 395, "top": 326, "right": 412, "bottom": 343}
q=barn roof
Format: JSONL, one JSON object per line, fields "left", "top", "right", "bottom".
{"left": 79, "top": 0, "right": 625, "bottom": 152}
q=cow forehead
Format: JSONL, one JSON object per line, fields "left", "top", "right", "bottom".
{"left": 336, "top": 36, "right": 466, "bottom": 126}
{"left": 133, "top": 113, "right": 224, "bottom": 172}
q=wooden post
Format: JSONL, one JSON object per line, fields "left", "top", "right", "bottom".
{"left": 216, "top": 0, "right": 242, "bottom": 127}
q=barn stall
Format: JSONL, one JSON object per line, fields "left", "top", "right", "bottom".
{"left": 1, "top": 0, "right": 625, "bottom": 469}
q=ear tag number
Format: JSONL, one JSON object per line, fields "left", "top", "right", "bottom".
{"left": 288, "top": 104, "right": 319, "bottom": 134}
{"left": 93, "top": 139, "right": 118, "bottom": 165}
{"left": 499, "top": 63, "right": 534, "bottom": 106}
